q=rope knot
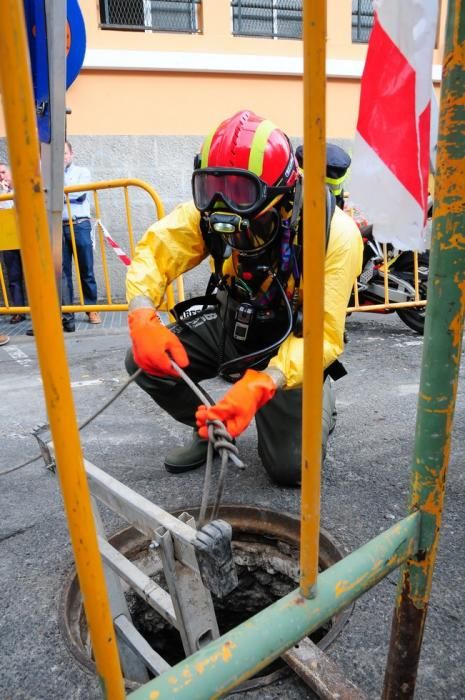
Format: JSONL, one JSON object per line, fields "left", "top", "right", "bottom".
{"left": 206, "top": 420, "right": 244, "bottom": 469}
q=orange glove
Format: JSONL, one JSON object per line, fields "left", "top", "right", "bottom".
{"left": 128, "top": 307, "right": 188, "bottom": 378}
{"left": 195, "top": 369, "right": 277, "bottom": 439}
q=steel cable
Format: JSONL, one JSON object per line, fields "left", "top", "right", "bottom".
{"left": 0, "top": 369, "right": 142, "bottom": 477}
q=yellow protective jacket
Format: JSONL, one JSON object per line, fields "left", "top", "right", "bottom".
{"left": 126, "top": 200, "right": 363, "bottom": 389}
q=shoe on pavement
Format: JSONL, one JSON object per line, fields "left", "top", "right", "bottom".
{"left": 87, "top": 311, "right": 101, "bottom": 324}
{"left": 164, "top": 430, "right": 209, "bottom": 474}
{"left": 27, "top": 321, "right": 75, "bottom": 336}
{"left": 10, "top": 314, "right": 26, "bottom": 324}
{"left": 0, "top": 334, "right": 10, "bottom": 346}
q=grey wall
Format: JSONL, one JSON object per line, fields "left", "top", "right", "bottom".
{"left": 0, "top": 134, "right": 203, "bottom": 303}
{"left": 0, "top": 134, "right": 354, "bottom": 305}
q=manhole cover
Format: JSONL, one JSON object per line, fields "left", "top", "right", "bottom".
{"left": 60, "top": 505, "right": 353, "bottom": 692}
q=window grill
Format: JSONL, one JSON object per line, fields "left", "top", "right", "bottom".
{"left": 231, "top": 1, "right": 302, "bottom": 40}
{"left": 352, "top": 0, "right": 374, "bottom": 43}
{"left": 99, "top": 0, "right": 202, "bottom": 33}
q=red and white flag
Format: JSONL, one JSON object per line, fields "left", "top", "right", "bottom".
{"left": 349, "top": 0, "right": 439, "bottom": 251}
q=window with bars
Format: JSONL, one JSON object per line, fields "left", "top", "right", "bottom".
{"left": 352, "top": 0, "right": 374, "bottom": 42}
{"left": 99, "top": 0, "right": 202, "bottom": 33}
{"left": 231, "top": 1, "right": 302, "bottom": 40}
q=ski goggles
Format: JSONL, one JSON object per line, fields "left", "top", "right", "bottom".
{"left": 208, "top": 209, "right": 280, "bottom": 254}
{"left": 192, "top": 168, "right": 291, "bottom": 216}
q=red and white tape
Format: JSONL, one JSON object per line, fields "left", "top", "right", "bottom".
{"left": 93, "top": 219, "right": 132, "bottom": 267}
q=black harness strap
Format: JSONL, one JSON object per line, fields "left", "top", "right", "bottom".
{"left": 171, "top": 294, "right": 219, "bottom": 323}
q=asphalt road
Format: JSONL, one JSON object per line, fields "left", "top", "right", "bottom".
{"left": 1, "top": 312, "right": 464, "bottom": 699}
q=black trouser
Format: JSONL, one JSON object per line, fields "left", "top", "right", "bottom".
{"left": 62, "top": 219, "right": 97, "bottom": 323}
{"left": 3, "top": 250, "right": 26, "bottom": 307}
{"left": 125, "top": 308, "right": 336, "bottom": 486}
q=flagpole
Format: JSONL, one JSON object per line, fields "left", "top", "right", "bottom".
{"left": 299, "top": 0, "right": 326, "bottom": 597}
{"left": 382, "top": 1, "right": 465, "bottom": 696}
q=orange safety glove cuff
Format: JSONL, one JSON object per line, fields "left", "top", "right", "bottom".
{"left": 128, "top": 307, "right": 188, "bottom": 378}
{"left": 195, "top": 369, "right": 277, "bottom": 439}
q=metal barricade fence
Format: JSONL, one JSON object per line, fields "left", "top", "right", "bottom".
{"left": 347, "top": 246, "right": 427, "bottom": 313}
{"left": 0, "top": 184, "right": 426, "bottom": 319}
{"left": 0, "top": 179, "right": 185, "bottom": 316}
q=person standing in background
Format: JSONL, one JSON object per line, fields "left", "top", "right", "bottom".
{"left": 0, "top": 164, "right": 26, "bottom": 324}
{"left": 61, "top": 140, "right": 101, "bottom": 330}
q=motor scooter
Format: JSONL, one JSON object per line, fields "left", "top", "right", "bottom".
{"left": 350, "top": 221, "right": 430, "bottom": 334}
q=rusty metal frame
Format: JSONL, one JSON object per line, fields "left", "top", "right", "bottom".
{"left": 382, "top": 1, "right": 465, "bottom": 695}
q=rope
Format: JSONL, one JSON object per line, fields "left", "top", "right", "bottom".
{"left": 0, "top": 369, "right": 142, "bottom": 477}
{"left": 170, "top": 360, "right": 244, "bottom": 526}
{"left": 0, "top": 453, "right": 43, "bottom": 477}
{"left": 78, "top": 369, "right": 142, "bottom": 430}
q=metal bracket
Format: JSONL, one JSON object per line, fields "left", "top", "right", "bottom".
{"left": 32, "top": 424, "right": 55, "bottom": 472}
{"left": 195, "top": 520, "right": 238, "bottom": 598}
{"left": 155, "top": 513, "right": 220, "bottom": 656}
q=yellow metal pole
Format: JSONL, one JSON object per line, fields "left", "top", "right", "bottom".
{"left": 414, "top": 251, "right": 419, "bottom": 299}
{"left": 347, "top": 300, "right": 427, "bottom": 313}
{"left": 124, "top": 187, "right": 136, "bottom": 258}
{"left": 0, "top": 3, "right": 125, "bottom": 697}
{"left": 383, "top": 244, "right": 389, "bottom": 303}
{"left": 300, "top": 0, "right": 326, "bottom": 597}
{"left": 93, "top": 191, "right": 113, "bottom": 303}
{"left": 65, "top": 197, "right": 85, "bottom": 305}
{"left": 176, "top": 274, "right": 185, "bottom": 301}
{"left": 0, "top": 263, "right": 10, "bottom": 308}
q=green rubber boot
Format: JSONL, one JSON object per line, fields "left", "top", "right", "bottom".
{"left": 164, "top": 430, "right": 209, "bottom": 474}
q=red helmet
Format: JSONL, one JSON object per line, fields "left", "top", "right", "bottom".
{"left": 197, "top": 110, "right": 298, "bottom": 189}
{"left": 192, "top": 112, "right": 299, "bottom": 254}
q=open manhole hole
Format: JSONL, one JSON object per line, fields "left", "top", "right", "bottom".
{"left": 60, "top": 505, "right": 353, "bottom": 692}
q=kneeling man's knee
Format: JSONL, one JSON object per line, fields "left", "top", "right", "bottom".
{"left": 260, "top": 443, "right": 302, "bottom": 487}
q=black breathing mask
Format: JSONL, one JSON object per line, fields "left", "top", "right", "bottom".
{"left": 206, "top": 207, "right": 281, "bottom": 256}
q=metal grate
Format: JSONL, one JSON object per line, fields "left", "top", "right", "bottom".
{"left": 99, "top": 0, "right": 202, "bottom": 33}
{"left": 352, "top": 0, "right": 374, "bottom": 43}
{"left": 231, "top": 1, "right": 302, "bottom": 40}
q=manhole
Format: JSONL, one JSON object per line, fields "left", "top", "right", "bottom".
{"left": 60, "top": 505, "right": 353, "bottom": 692}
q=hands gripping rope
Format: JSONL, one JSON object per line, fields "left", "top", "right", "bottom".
{"left": 169, "top": 360, "right": 244, "bottom": 526}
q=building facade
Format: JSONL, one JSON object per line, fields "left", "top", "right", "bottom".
{"left": 0, "top": 1, "right": 446, "bottom": 197}
{"left": 0, "top": 1, "right": 447, "bottom": 300}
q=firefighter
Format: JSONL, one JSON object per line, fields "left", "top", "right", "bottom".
{"left": 125, "top": 110, "right": 362, "bottom": 486}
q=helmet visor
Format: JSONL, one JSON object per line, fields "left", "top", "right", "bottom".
{"left": 193, "top": 169, "right": 261, "bottom": 213}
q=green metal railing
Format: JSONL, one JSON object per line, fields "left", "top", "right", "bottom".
{"left": 129, "top": 513, "right": 420, "bottom": 698}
